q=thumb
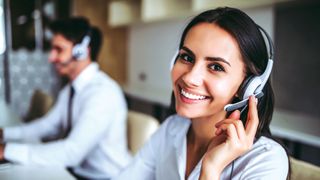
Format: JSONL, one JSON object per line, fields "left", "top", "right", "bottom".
{"left": 228, "top": 110, "right": 241, "bottom": 120}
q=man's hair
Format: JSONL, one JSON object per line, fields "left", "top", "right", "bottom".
{"left": 49, "top": 17, "right": 102, "bottom": 61}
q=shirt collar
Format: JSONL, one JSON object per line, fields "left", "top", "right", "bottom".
{"left": 168, "top": 115, "right": 191, "bottom": 148}
{"left": 168, "top": 115, "right": 191, "bottom": 179}
{"left": 71, "top": 62, "right": 99, "bottom": 93}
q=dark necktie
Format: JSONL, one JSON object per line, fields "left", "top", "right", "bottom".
{"left": 64, "top": 85, "right": 75, "bottom": 138}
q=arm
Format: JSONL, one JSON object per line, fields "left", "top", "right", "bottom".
{"left": 3, "top": 87, "right": 124, "bottom": 166}
{"left": 3, "top": 93, "right": 64, "bottom": 143}
{"left": 200, "top": 96, "right": 259, "bottom": 179}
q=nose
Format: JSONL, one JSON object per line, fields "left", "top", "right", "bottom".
{"left": 182, "top": 63, "right": 204, "bottom": 87}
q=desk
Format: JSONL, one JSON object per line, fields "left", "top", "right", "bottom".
{"left": 0, "top": 99, "right": 75, "bottom": 180}
{"left": 271, "top": 109, "right": 320, "bottom": 148}
{"left": 0, "top": 165, "right": 75, "bottom": 180}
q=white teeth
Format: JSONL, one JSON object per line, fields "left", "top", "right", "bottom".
{"left": 181, "top": 89, "right": 206, "bottom": 100}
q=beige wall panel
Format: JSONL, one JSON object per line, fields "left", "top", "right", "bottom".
{"left": 72, "top": 0, "right": 127, "bottom": 84}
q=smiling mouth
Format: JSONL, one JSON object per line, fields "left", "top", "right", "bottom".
{"left": 179, "top": 87, "right": 210, "bottom": 100}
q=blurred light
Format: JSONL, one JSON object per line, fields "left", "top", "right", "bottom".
{"left": 44, "top": 27, "right": 53, "bottom": 40}
{"left": 43, "top": 1, "right": 55, "bottom": 19}
{"left": 32, "top": 10, "right": 41, "bottom": 19}
{"left": 16, "top": 15, "right": 27, "bottom": 25}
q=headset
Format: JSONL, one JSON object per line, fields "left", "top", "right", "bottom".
{"left": 170, "top": 25, "right": 274, "bottom": 113}
{"left": 225, "top": 26, "right": 274, "bottom": 112}
{"left": 72, "top": 34, "right": 91, "bottom": 61}
{"left": 58, "top": 31, "right": 91, "bottom": 66}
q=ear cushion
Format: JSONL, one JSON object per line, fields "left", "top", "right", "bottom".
{"left": 72, "top": 36, "right": 91, "bottom": 61}
{"left": 239, "top": 76, "right": 263, "bottom": 100}
{"left": 170, "top": 50, "right": 179, "bottom": 71}
{"left": 238, "top": 76, "right": 256, "bottom": 100}
{"left": 72, "top": 44, "right": 87, "bottom": 60}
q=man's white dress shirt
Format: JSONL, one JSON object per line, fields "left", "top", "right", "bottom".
{"left": 116, "top": 114, "right": 288, "bottom": 180}
{"left": 3, "top": 63, "right": 132, "bottom": 179}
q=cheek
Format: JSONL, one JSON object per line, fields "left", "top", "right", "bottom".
{"left": 171, "top": 65, "right": 182, "bottom": 85}
{"left": 208, "top": 79, "right": 239, "bottom": 102}
{"left": 171, "top": 65, "right": 184, "bottom": 98}
{"left": 62, "top": 53, "right": 71, "bottom": 60}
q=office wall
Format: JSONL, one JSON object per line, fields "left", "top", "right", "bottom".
{"left": 273, "top": 2, "right": 320, "bottom": 165}
{"left": 274, "top": 1, "right": 320, "bottom": 119}
{"left": 72, "top": 0, "right": 127, "bottom": 84}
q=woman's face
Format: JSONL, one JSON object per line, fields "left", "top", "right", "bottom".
{"left": 171, "top": 23, "right": 246, "bottom": 120}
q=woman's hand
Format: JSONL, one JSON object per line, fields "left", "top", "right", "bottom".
{"left": 200, "top": 96, "right": 259, "bottom": 180}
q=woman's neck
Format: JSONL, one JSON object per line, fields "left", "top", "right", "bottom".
{"left": 188, "top": 113, "right": 225, "bottom": 147}
{"left": 185, "top": 113, "right": 226, "bottom": 178}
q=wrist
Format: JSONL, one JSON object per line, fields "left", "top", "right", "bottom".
{"left": 200, "top": 158, "right": 222, "bottom": 180}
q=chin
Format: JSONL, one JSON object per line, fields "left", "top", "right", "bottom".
{"left": 175, "top": 106, "right": 202, "bottom": 119}
{"left": 176, "top": 105, "right": 226, "bottom": 120}
{"left": 55, "top": 68, "right": 67, "bottom": 76}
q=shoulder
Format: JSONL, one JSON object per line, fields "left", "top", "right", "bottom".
{"left": 147, "top": 114, "right": 190, "bottom": 145}
{"left": 252, "top": 136, "right": 288, "bottom": 161}
{"left": 250, "top": 136, "right": 288, "bottom": 164}
{"left": 159, "top": 114, "right": 191, "bottom": 135}
{"left": 91, "top": 71, "right": 121, "bottom": 90}
{"left": 83, "top": 71, "right": 124, "bottom": 99}
{"left": 235, "top": 136, "right": 289, "bottom": 179}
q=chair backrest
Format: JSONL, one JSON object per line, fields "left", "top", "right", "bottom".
{"left": 24, "top": 89, "right": 54, "bottom": 122}
{"left": 127, "top": 110, "right": 160, "bottom": 155}
{"left": 290, "top": 157, "right": 320, "bottom": 180}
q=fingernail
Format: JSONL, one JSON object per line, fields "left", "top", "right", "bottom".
{"left": 255, "top": 97, "right": 258, "bottom": 104}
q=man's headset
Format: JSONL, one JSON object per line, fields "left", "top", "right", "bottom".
{"left": 72, "top": 34, "right": 91, "bottom": 61}
{"left": 59, "top": 32, "right": 91, "bottom": 66}
{"left": 170, "top": 25, "right": 274, "bottom": 112}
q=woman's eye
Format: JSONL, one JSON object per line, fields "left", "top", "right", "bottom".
{"left": 179, "top": 53, "right": 194, "bottom": 63}
{"left": 209, "top": 64, "right": 225, "bottom": 72}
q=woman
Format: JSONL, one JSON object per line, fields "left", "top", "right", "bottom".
{"left": 116, "top": 7, "right": 289, "bottom": 180}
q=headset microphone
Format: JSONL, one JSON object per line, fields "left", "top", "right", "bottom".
{"left": 224, "top": 92, "right": 264, "bottom": 112}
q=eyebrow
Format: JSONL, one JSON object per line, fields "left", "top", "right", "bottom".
{"left": 181, "top": 47, "right": 195, "bottom": 59}
{"left": 51, "top": 45, "right": 63, "bottom": 51}
{"left": 181, "top": 46, "right": 231, "bottom": 67}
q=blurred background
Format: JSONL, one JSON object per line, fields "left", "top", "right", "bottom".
{"left": 0, "top": 0, "right": 319, "bottom": 166}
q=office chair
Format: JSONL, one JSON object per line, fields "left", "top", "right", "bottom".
{"left": 24, "top": 89, "right": 54, "bottom": 122}
{"left": 290, "top": 157, "right": 320, "bottom": 180}
{"left": 127, "top": 110, "right": 160, "bottom": 155}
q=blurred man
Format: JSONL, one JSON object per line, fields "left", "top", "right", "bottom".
{"left": 0, "top": 17, "right": 132, "bottom": 179}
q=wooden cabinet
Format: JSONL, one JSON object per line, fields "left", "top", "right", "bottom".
{"left": 108, "top": 1, "right": 141, "bottom": 26}
{"left": 108, "top": 0, "right": 292, "bottom": 27}
{"left": 142, "top": 0, "right": 192, "bottom": 21}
